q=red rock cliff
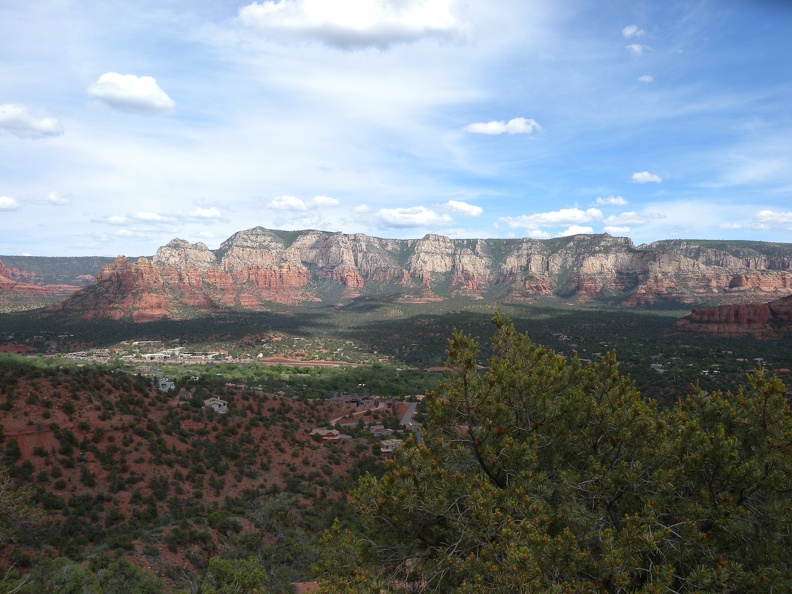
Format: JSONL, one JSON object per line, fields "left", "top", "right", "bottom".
{"left": 674, "top": 295, "right": 792, "bottom": 338}
{"left": 46, "top": 229, "right": 792, "bottom": 322}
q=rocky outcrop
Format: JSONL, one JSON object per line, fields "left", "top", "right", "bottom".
{"left": 50, "top": 257, "right": 175, "bottom": 322}
{"left": 47, "top": 229, "right": 792, "bottom": 322}
{"left": 0, "top": 259, "right": 83, "bottom": 298}
{"left": 0, "top": 273, "right": 53, "bottom": 296}
{"left": 674, "top": 295, "right": 792, "bottom": 338}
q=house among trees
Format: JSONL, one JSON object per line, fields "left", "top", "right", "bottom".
{"left": 203, "top": 397, "right": 228, "bottom": 414}
{"left": 331, "top": 394, "right": 376, "bottom": 408}
{"left": 156, "top": 378, "right": 175, "bottom": 392}
{"left": 309, "top": 428, "right": 352, "bottom": 444}
{"left": 369, "top": 425, "right": 393, "bottom": 437}
{"left": 321, "top": 430, "right": 343, "bottom": 444}
{"left": 379, "top": 439, "right": 403, "bottom": 454}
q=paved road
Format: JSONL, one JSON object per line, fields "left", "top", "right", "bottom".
{"left": 399, "top": 401, "right": 423, "bottom": 445}
{"left": 329, "top": 402, "right": 387, "bottom": 426}
{"left": 399, "top": 402, "right": 417, "bottom": 425}
{"left": 327, "top": 400, "right": 423, "bottom": 444}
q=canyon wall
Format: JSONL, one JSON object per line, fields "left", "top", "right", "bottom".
{"left": 44, "top": 228, "right": 792, "bottom": 322}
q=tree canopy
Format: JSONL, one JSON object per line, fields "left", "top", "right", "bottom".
{"left": 0, "top": 466, "right": 42, "bottom": 546}
{"left": 318, "top": 313, "right": 792, "bottom": 593}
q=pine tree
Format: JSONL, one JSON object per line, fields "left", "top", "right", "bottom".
{"left": 317, "top": 313, "right": 792, "bottom": 593}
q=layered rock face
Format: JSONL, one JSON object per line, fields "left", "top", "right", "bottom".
{"left": 674, "top": 296, "right": 792, "bottom": 338}
{"left": 50, "top": 228, "right": 792, "bottom": 321}
{"left": 0, "top": 259, "right": 84, "bottom": 298}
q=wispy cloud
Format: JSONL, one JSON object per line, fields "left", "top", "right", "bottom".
{"left": 87, "top": 73, "right": 175, "bottom": 116}
{"left": 622, "top": 24, "right": 646, "bottom": 39}
{"left": 753, "top": 209, "right": 792, "bottom": 229}
{"left": 133, "top": 211, "right": 173, "bottom": 223}
{"left": 465, "top": 117, "right": 542, "bottom": 136}
{"left": 625, "top": 43, "right": 649, "bottom": 56}
{"left": 500, "top": 208, "right": 603, "bottom": 231}
{"left": 0, "top": 104, "right": 63, "bottom": 139}
{"left": 377, "top": 206, "right": 452, "bottom": 228}
{"left": 2, "top": 1, "right": 792, "bottom": 254}
{"left": 594, "top": 196, "right": 628, "bottom": 206}
{"left": 604, "top": 212, "right": 647, "bottom": 226}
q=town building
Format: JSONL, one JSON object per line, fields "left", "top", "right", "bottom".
{"left": 203, "top": 397, "right": 228, "bottom": 414}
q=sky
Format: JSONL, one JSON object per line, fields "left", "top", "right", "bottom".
{"left": 1, "top": 0, "right": 791, "bottom": 257}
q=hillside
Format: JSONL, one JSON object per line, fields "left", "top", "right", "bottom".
{"left": 0, "top": 356, "right": 406, "bottom": 590}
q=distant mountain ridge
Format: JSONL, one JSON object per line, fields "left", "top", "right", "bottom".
{"left": 0, "top": 256, "right": 119, "bottom": 311}
{"left": 0, "top": 255, "right": 119, "bottom": 285}
{"left": 34, "top": 227, "right": 792, "bottom": 322}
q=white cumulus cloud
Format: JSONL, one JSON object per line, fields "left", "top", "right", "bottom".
{"left": 465, "top": 117, "right": 542, "bottom": 136}
{"left": 594, "top": 196, "right": 628, "bottom": 206}
{"left": 638, "top": 74, "right": 654, "bottom": 83}
{"left": 631, "top": 171, "right": 662, "bottom": 183}
{"left": 603, "top": 226, "right": 631, "bottom": 235}
{"left": 87, "top": 73, "right": 175, "bottom": 116}
{"left": 377, "top": 206, "right": 452, "bottom": 228}
{"left": 268, "top": 195, "right": 307, "bottom": 211}
{"left": 559, "top": 225, "right": 593, "bottom": 236}
{"left": 622, "top": 24, "right": 645, "bottom": 39}
{"left": 312, "top": 195, "right": 340, "bottom": 207}
{"left": 500, "top": 207, "right": 603, "bottom": 230}
{"left": 237, "top": 0, "right": 471, "bottom": 50}
{"left": 753, "top": 210, "right": 792, "bottom": 228}
{"left": 190, "top": 207, "right": 223, "bottom": 219}
{"left": 0, "top": 196, "right": 20, "bottom": 211}
{"left": 625, "top": 43, "right": 648, "bottom": 56}
{"left": 0, "top": 104, "right": 63, "bottom": 139}
{"left": 445, "top": 200, "right": 482, "bottom": 217}
{"left": 46, "top": 192, "right": 70, "bottom": 205}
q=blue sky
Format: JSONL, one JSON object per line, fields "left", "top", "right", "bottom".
{"left": 1, "top": 0, "right": 791, "bottom": 256}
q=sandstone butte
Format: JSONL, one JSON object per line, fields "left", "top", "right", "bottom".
{"left": 18, "top": 227, "right": 792, "bottom": 330}
{"left": 674, "top": 294, "right": 792, "bottom": 339}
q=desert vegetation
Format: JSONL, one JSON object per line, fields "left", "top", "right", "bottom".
{"left": 0, "top": 303, "right": 790, "bottom": 592}
{"left": 319, "top": 315, "right": 792, "bottom": 592}
{"left": 0, "top": 354, "right": 403, "bottom": 592}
